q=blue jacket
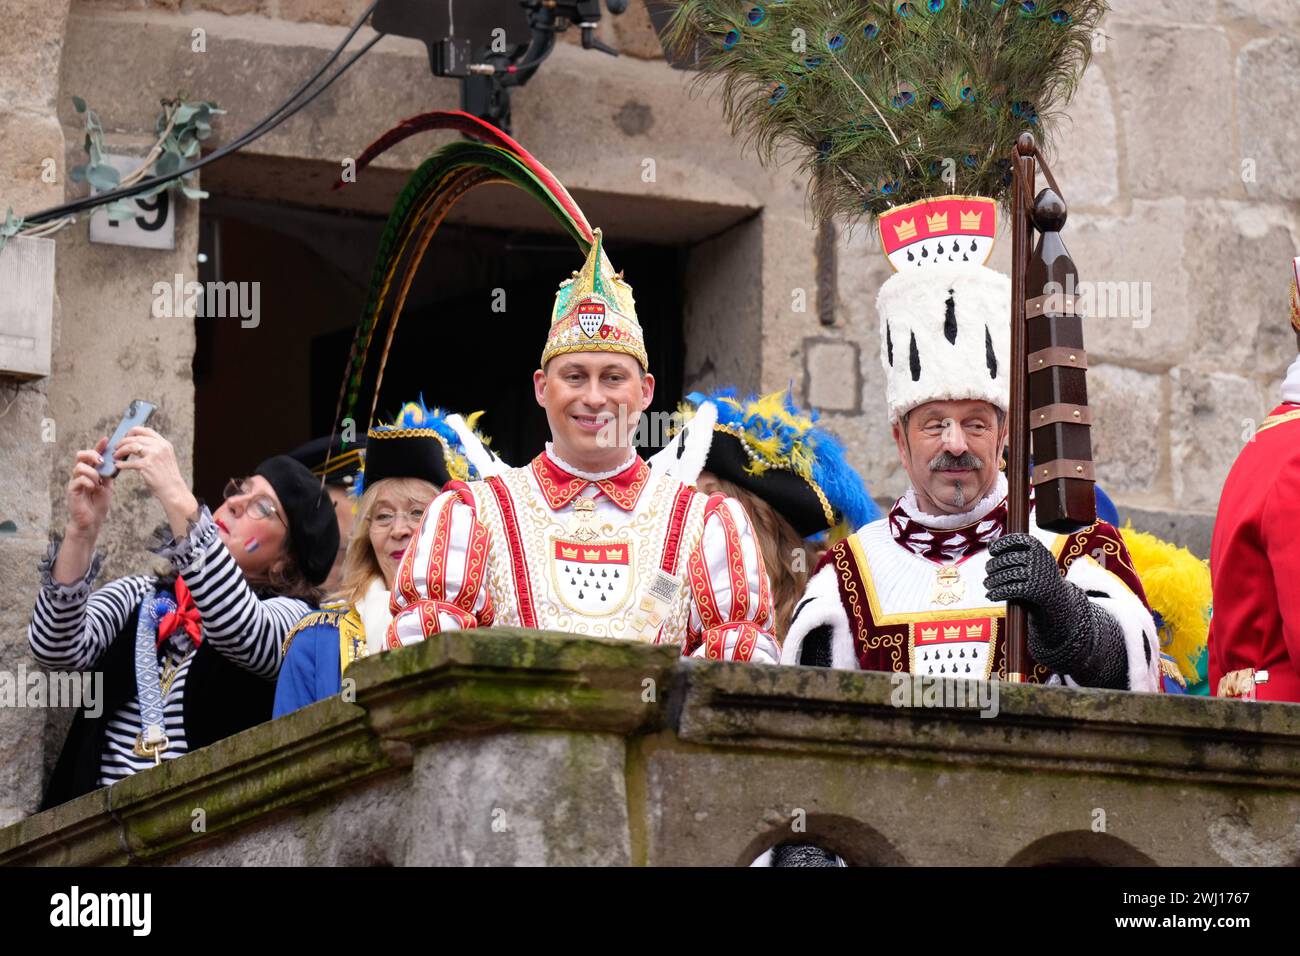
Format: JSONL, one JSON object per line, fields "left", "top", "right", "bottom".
{"left": 273, "top": 604, "right": 365, "bottom": 717}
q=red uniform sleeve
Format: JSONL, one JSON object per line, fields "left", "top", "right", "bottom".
{"left": 1263, "top": 457, "right": 1300, "bottom": 676}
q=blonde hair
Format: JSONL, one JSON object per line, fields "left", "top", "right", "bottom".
{"left": 707, "top": 477, "right": 809, "bottom": 643}
{"left": 333, "top": 476, "right": 438, "bottom": 606}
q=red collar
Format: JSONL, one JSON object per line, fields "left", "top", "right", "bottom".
{"left": 530, "top": 452, "right": 651, "bottom": 511}
{"left": 888, "top": 497, "right": 1008, "bottom": 564}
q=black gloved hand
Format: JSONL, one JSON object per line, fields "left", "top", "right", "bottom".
{"left": 984, "top": 533, "right": 1129, "bottom": 688}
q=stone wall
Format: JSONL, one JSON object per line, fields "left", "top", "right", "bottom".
{"left": 2, "top": 0, "right": 1297, "bottom": 825}
{"left": 4, "top": 630, "right": 1299, "bottom": 867}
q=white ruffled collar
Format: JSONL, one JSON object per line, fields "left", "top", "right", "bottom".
{"left": 544, "top": 442, "right": 637, "bottom": 481}
{"left": 357, "top": 576, "right": 392, "bottom": 655}
{"left": 1281, "top": 354, "right": 1300, "bottom": 406}
{"left": 897, "top": 472, "right": 1009, "bottom": 530}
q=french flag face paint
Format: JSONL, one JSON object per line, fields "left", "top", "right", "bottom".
{"left": 243, "top": 536, "right": 260, "bottom": 554}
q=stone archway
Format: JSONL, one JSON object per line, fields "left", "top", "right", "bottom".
{"left": 1006, "top": 830, "right": 1157, "bottom": 867}
{"left": 738, "top": 812, "right": 909, "bottom": 867}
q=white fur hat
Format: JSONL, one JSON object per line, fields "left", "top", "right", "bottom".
{"left": 876, "top": 262, "right": 1011, "bottom": 424}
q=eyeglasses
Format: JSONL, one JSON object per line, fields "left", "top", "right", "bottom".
{"left": 223, "top": 478, "right": 287, "bottom": 528}
{"left": 371, "top": 506, "right": 425, "bottom": 530}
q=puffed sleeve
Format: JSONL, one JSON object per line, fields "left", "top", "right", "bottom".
{"left": 684, "top": 493, "right": 779, "bottom": 664}
{"left": 387, "top": 482, "right": 494, "bottom": 647}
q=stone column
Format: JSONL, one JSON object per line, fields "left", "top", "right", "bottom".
{"left": 0, "top": 0, "right": 73, "bottom": 826}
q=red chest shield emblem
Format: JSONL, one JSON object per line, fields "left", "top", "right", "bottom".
{"left": 577, "top": 301, "right": 606, "bottom": 338}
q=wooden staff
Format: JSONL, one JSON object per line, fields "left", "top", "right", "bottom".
{"left": 1006, "top": 132, "right": 1098, "bottom": 682}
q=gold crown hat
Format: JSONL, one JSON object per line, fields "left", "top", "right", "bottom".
{"left": 1291, "top": 256, "right": 1300, "bottom": 332}
{"left": 541, "top": 228, "right": 647, "bottom": 370}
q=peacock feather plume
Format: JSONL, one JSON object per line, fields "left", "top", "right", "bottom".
{"left": 328, "top": 111, "right": 595, "bottom": 463}
{"left": 663, "top": 0, "right": 1108, "bottom": 224}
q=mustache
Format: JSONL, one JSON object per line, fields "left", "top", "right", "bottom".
{"left": 929, "top": 451, "right": 984, "bottom": 471}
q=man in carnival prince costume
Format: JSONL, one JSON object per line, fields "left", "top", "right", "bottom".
{"left": 388, "top": 230, "right": 777, "bottom": 662}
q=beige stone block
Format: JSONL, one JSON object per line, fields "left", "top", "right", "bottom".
{"left": 274, "top": 0, "right": 368, "bottom": 25}
{"left": 1049, "top": 63, "right": 1120, "bottom": 209}
{"left": 1087, "top": 363, "right": 1163, "bottom": 496}
{"left": 1186, "top": 201, "right": 1299, "bottom": 378}
{"left": 682, "top": 217, "right": 763, "bottom": 392}
{"left": 1067, "top": 199, "right": 1192, "bottom": 368}
{"left": 1110, "top": 23, "right": 1235, "bottom": 198}
{"left": 1106, "top": 0, "right": 1218, "bottom": 22}
{"left": 1237, "top": 37, "right": 1300, "bottom": 203}
{"left": 0, "top": 112, "right": 67, "bottom": 217}
{"left": 612, "top": 1, "right": 667, "bottom": 60}
{"left": 189, "top": 0, "right": 266, "bottom": 15}
{"left": 1169, "top": 367, "right": 1269, "bottom": 510}
{"left": 803, "top": 338, "right": 860, "bottom": 413}
{"left": 0, "top": 387, "right": 55, "bottom": 535}
{"left": 1220, "top": 0, "right": 1300, "bottom": 27}
{"left": 0, "top": 0, "right": 72, "bottom": 112}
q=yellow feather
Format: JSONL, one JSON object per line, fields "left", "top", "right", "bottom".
{"left": 1120, "top": 525, "right": 1212, "bottom": 682}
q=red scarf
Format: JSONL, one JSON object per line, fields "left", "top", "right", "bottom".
{"left": 887, "top": 498, "right": 1008, "bottom": 564}
{"left": 156, "top": 577, "right": 202, "bottom": 648}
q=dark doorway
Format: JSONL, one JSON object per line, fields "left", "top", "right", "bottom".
{"left": 194, "top": 198, "right": 686, "bottom": 503}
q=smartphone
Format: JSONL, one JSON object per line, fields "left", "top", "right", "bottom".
{"left": 97, "top": 400, "right": 157, "bottom": 478}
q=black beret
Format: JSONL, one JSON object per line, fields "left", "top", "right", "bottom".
{"left": 253, "top": 455, "right": 340, "bottom": 586}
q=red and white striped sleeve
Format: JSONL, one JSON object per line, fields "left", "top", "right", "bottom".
{"left": 387, "top": 482, "right": 494, "bottom": 647}
{"left": 684, "top": 493, "right": 778, "bottom": 664}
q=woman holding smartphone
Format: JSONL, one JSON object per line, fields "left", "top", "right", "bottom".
{"left": 29, "top": 422, "right": 338, "bottom": 808}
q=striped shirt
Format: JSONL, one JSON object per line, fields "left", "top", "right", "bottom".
{"left": 29, "top": 508, "right": 309, "bottom": 786}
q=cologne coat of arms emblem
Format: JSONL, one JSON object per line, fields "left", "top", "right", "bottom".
{"left": 550, "top": 538, "right": 633, "bottom": 617}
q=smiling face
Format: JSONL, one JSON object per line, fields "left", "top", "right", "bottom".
{"left": 212, "top": 474, "right": 290, "bottom": 579}
{"left": 533, "top": 353, "right": 654, "bottom": 473}
{"left": 894, "top": 399, "right": 1007, "bottom": 516}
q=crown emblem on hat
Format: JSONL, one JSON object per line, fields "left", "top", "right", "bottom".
{"left": 925, "top": 211, "right": 949, "bottom": 234}
{"left": 877, "top": 195, "right": 999, "bottom": 273}
{"left": 543, "top": 228, "right": 647, "bottom": 370}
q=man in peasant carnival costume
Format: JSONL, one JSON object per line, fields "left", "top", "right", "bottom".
{"left": 662, "top": 0, "right": 1161, "bottom": 691}
{"left": 781, "top": 196, "right": 1160, "bottom": 691}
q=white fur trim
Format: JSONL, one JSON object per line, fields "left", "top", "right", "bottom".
{"left": 648, "top": 400, "right": 717, "bottom": 486}
{"left": 877, "top": 263, "right": 1011, "bottom": 423}
{"left": 780, "top": 563, "right": 858, "bottom": 670}
{"left": 1063, "top": 556, "right": 1161, "bottom": 693}
{"left": 898, "top": 473, "right": 1008, "bottom": 529}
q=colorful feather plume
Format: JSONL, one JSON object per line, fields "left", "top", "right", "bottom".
{"left": 327, "top": 111, "right": 594, "bottom": 465}
{"left": 663, "top": 0, "right": 1108, "bottom": 224}
{"left": 683, "top": 386, "right": 881, "bottom": 531}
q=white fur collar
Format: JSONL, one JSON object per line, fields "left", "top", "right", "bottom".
{"left": 544, "top": 442, "right": 637, "bottom": 481}
{"left": 357, "top": 577, "right": 392, "bottom": 655}
{"left": 898, "top": 472, "right": 1008, "bottom": 530}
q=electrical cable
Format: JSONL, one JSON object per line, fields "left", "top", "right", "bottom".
{"left": 20, "top": 0, "right": 383, "bottom": 226}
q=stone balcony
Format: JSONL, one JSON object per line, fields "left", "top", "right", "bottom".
{"left": 2, "top": 629, "right": 1298, "bottom": 867}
